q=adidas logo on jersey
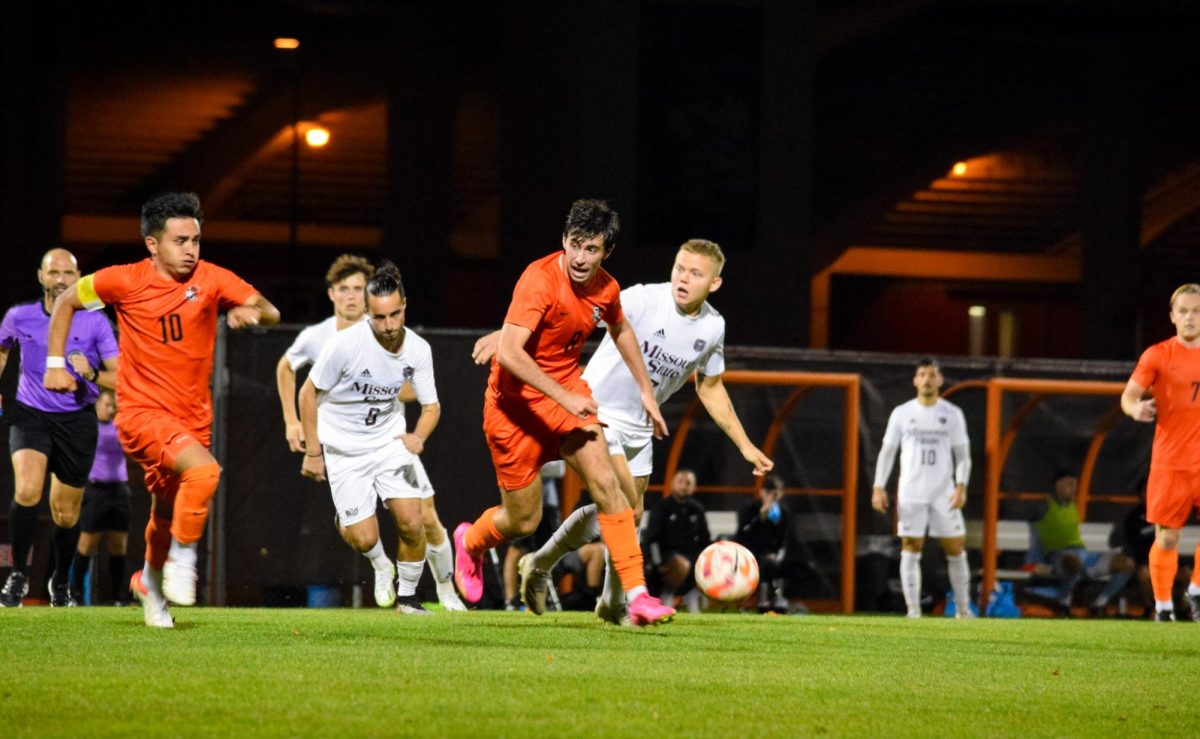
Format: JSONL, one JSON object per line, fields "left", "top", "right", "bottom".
{"left": 359, "top": 369, "right": 372, "bottom": 377}
{"left": 654, "top": 328, "right": 666, "bottom": 337}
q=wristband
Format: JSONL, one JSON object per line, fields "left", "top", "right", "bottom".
{"left": 305, "top": 450, "right": 323, "bottom": 457}
{"left": 46, "top": 356, "right": 66, "bottom": 369}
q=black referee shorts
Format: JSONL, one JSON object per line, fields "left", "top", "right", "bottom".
{"left": 79, "top": 480, "right": 133, "bottom": 533}
{"left": 6, "top": 399, "right": 98, "bottom": 488}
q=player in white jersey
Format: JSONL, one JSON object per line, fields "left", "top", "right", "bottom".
{"left": 277, "top": 255, "right": 464, "bottom": 611}
{"left": 473, "top": 238, "right": 773, "bottom": 624}
{"left": 872, "top": 357, "right": 973, "bottom": 618}
{"left": 297, "top": 261, "right": 446, "bottom": 615}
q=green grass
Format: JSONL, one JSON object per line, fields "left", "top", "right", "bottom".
{"left": 2, "top": 607, "right": 1197, "bottom": 737}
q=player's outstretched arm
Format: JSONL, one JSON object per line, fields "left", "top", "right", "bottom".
{"left": 1121, "top": 379, "right": 1156, "bottom": 422}
{"left": 298, "top": 378, "right": 326, "bottom": 482}
{"left": 471, "top": 330, "right": 500, "bottom": 365}
{"left": 496, "top": 323, "right": 596, "bottom": 417}
{"left": 695, "top": 373, "right": 772, "bottom": 475}
{"left": 607, "top": 320, "right": 668, "bottom": 438}
{"left": 44, "top": 287, "right": 84, "bottom": 393}
{"left": 228, "top": 293, "right": 281, "bottom": 329}
{"left": 276, "top": 355, "right": 306, "bottom": 453}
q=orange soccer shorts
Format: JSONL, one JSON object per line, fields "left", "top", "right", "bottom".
{"left": 1146, "top": 466, "right": 1200, "bottom": 530}
{"left": 117, "top": 408, "right": 211, "bottom": 499}
{"left": 483, "top": 378, "right": 597, "bottom": 491}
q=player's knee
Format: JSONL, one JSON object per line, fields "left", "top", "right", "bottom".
{"left": 1156, "top": 529, "right": 1181, "bottom": 550}
{"left": 395, "top": 514, "right": 425, "bottom": 545}
{"left": 51, "top": 508, "right": 79, "bottom": 528}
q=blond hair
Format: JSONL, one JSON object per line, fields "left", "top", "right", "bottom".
{"left": 325, "top": 254, "right": 373, "bottom": 287}
{"left": 1170, "top": 283, "right": 1200, "bottom": 308}
{"left": 678, "top": 238, "right": 726, "bottom": 275}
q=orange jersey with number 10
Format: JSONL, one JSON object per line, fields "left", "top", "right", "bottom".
{"left": 77, "top": 259, "right": 257, "bottom": 430}
{"left": 487, "top": 251, "right": 623, "bottom": 403}
{"left": 1130, "top": 337, "right": 1200, "bottom": 470}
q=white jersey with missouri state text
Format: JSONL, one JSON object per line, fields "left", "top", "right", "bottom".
{"left": 584, "top": 282, "right": 725, "bottom": 430}
{"left": 880, "top": 398, "right": 969, "bottom": 505}
{"left": 308, "top": 321, "right": 437, "bottom": 455}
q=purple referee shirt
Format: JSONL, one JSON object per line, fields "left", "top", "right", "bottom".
{"left": 0, "top": 300, "right": 119, "bottom": 413}
{"left": 88, "top": 420, "right": 128, "bottom": 483}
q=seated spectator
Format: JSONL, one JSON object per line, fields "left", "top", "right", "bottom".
{"left": 737, "top": 475, "right": 790, "bottom": 613}
{"left": 1009, "top": 469, "right": 1134, "bottom": 616}
{"left": 643, "top": 469, "right": 711, "bottom": 612}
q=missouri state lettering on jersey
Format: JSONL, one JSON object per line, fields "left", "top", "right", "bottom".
{"left": 350, "top": 378, "right": 408, "bottom": 402}
{"left": 644, "top": 342, "right": 694, "bottom": 385}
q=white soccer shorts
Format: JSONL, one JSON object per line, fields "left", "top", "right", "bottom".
{"left": 897, "top": 496, "right": 965, "bottom": 539}
{"left": 601, "top": 418, "right": 654, "bottom": 478}
{"left": 325, "top": 439, "right": 434, "bottom": 527}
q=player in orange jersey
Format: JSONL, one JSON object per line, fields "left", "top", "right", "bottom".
{"left": 453, "top": 199, "right": 676, "bottom": 626}
{"left": 1121, "top": 283, "right": 1200, "bottom": 622}
{"left": 43, "top": 192, "right": 280, "bottom": 627}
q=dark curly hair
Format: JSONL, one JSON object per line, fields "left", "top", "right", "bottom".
{"left": 141, "top": 192, "right": 203, "bottom": 238}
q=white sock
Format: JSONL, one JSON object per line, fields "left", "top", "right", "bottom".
{"left": 363, "top": 540, "right": 392, "bottom": 572}
{"left": 1188, "top": 582, "right": 1200, "bottom": 597}
{"left": 600, "top": 548, "right": 624, "bottom": 609}
{"left": 532, "top": 504, "right": 601, "bottom": 571}
{"left": 168, "top": 539, "right": 198, "bottom": 569}
{"left": 1156, "top": 599, "right": 1174, "bottom": 612}
{"left": 426, "top": 537, "right": 453, "bottom": 583}
{"left": 946, "top": 552, "right": 971, "bottom": 614}
{"left": 142, "top": 563, "right": 164, "bottom": 597}
{"left": 900, "top": 551, "right": 922, "bottom": 614}
{"left": 626, "top": 585, "right": 647, "bottom": 600}
{"left": 397, "top": 560, "right": 423, "bottom": 597}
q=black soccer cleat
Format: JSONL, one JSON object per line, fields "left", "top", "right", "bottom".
{"left": 394, "top": 594, "right": 432, "bottom": 616}
{"left": 0, "top": 571, "right": 29, "bottom": 608}
{"left": 1155, "top": 609, "right": 1176, "bottom": 622}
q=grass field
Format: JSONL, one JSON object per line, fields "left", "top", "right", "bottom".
{"left": 2, "top": 606, "right": 1197, "bottom": 737}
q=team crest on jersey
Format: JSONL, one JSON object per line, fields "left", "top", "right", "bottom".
{"left": 184, "top": 286, "right": 199, "bottom": 302}
{"left": 693, "top": 339, "right": 706, "bottom": 352}
{"left": 592, "top": 305, "right": 602, "bottom": 324}
{"left": 939, "top": 416, "right": 947, "bottom": 424}
{"left": 403, "top": 366, "right": 414, "bottom": 379}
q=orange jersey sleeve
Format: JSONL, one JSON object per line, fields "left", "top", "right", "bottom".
{"left": 1130, "top": 338, "right": 1200, "bottom": 470}
{"left": 490, "top": 252, "right": 623, "bottom": 401}
{"left": 90, "top": 259, "right": 258, "bottom": 430}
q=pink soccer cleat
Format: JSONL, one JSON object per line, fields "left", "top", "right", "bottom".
{"left": 453, "top": 522, "right": 484, "bottom": 604}
{"left": 628, "top": 592, "right": 675, "bottom": 627}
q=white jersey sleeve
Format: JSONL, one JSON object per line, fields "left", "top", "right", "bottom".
{"left": 285, "top": 316, "right": 338, "bottom": 370}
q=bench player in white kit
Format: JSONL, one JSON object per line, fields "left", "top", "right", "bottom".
{"left": 872, "top": 357, "right": 973, "bottom": 618}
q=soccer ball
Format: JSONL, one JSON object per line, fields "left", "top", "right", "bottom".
{"left": 694, "top": 541, "right": 759, "bottom": 602}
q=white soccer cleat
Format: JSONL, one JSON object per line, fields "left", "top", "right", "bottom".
{"left": 374, "top": 562, "right": 397, "bottom": 608}
{"left": 130, "top": 572, "right": 174, "bottom": 629}
{"left": 162, "top": 560, "right": 198, "bottom": 607}
{"left": 436, "top": 580, "right": 467, "bottom": 612}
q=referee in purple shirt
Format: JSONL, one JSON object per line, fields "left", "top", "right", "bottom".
{"left": 0, "top": 249, "right": 119, "bottom": 607}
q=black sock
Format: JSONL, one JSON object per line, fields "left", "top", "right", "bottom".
{"left": 9, "top": 501, "right": 39, "bottom": 575}
{"left": 108, "top": 554, "right": 127, "bottom": 600}
{"left": 52, "top": 525, "right": 81, "bottom": 582}
{"left": 71, "top": 552, "right": 93, "bottom": 598}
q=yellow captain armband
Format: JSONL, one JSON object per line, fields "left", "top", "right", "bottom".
{"left": 77, "top": 275, "right": 106, "bottom": 311}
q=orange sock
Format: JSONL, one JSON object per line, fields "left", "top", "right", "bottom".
{"left": 170, "top": 463, "right": 221, "bottom": 544}
{"left": 1149, "top": 541, "right": 1178, "bottom": 604}
{"left": 598, "top": 509, "right": 645, "bottom": 591}
{"left": 144, "top": 515, "right": 172, "bottom": 570}
{"left": 465, "top": 506, "right": 505, "bottom": 558}
{"left": 1193, "top": 544, "right": 1200, "bottom": 590}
